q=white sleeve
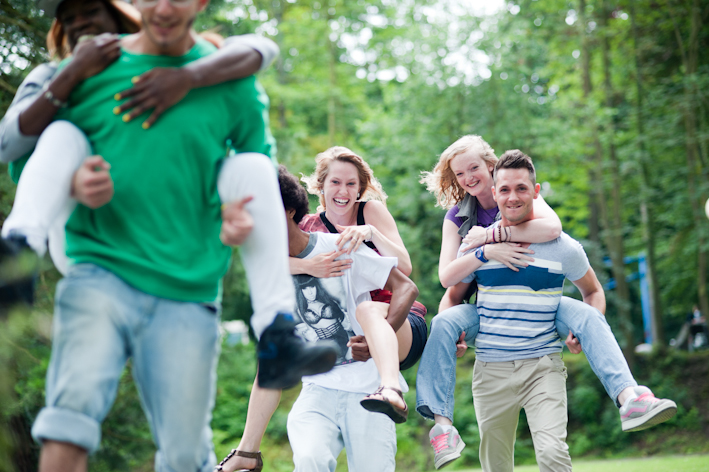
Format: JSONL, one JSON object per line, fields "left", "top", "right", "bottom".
{"left": 347, "top": 245, "right": 397, "bottom": 296}
{"left": 0, "top": 63, "right": 57, "bottom": 163}
{"left": 223, "top": 34, "right": 280, "bottom": 72}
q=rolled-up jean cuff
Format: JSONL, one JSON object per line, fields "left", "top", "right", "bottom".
{"left": 415, "top": 404, "right": 447, "bottom": 422}
{"left": 31, "top": 406, "right": 101, "bottom": 453}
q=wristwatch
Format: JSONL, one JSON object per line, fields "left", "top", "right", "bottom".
{"left": 474, "top": 246, "right": 488, "bottom": 263}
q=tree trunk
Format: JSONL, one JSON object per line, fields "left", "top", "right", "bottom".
{"left": 669, "top": 0, "right": 709, "bottom": 318}
{"left": 327, "top": 2, "right": 337, "bottom": 146}
{"left": 629, "top": 1, "right": 665, "bottom": 347}
{"left": 578, "top": 0, "right": 602, "bottom": 250}
{"left": 598, "top": 0, "right": 636, "bottom": 365}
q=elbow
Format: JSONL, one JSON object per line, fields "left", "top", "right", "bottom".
{"left": 410, "top": 280, "right": 419, "bottom": 301}
{"left": 399, "top": 260, "right": 413, "bottom": 277}
{"left": 402, "top": 277, "right": 419, "bottom": 304}
{"left": 548, "top": 225, "right": 562, "bottom": 240}
{"left": 439, "top": 271, "right": 454, "bottom": 289}
{"left": 264, "top": 38, "right": 280, "bottom": 58}
{"left": 438, "top": 266, "right": 450, "bottom": 287}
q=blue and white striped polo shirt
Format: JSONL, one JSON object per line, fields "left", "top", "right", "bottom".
{"left": 462, "top": 230, "right": 590, "bottom": 362}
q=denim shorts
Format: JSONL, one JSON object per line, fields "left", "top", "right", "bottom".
{"left": 400, "top": 312, "right": 428, "bottom": 371}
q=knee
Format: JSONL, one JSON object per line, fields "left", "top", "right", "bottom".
{"left": 430, "top": 312, "right": 461, "bottom": 340}
{"left": 535, "top": 440, "right": 570, "bottom": 470}
{"left": 43, "top": 120, "right": 84, "bottom": 138}
{"left": 293, "top": 451, "right": 334, "bottom": 472}
{"left": 218, "top": 153, "right": 277, "bottom": 201}
{"left": 221, "top": 152, "right": 274, "bottom": 179}
{"left": 34, "top": 121, "right": 89, "bottom": 166}
{"left": 356, "top": 301, "right": 381, "bottom": 324}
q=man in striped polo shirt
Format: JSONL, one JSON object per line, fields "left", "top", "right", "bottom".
{"left": 460, "top": 150, "right": 604, "bottom": 472}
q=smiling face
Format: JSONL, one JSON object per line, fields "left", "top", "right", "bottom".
{"left": 449, "top": 148, "right": 495, "bottom": 199}
{"left": 135, "top": 0, "right": 207, "bottom": 55}
{"left": 322, "top": 160, "right": 360, "bottom": 218}
{"left": 57, "top": 0, "right": 119, "bottom": 50}
{"left": 492, "top": 167, "right": 540, "bottom": 225}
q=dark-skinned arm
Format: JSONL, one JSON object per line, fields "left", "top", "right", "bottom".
{"left": 18, "top": 34, "right": 121, "bottom": 137}
{"left": 382, "top": 267, "right": 419, "bottom": 333}
{"left": 115, "top": 35, "right": 279, "bottom": 128}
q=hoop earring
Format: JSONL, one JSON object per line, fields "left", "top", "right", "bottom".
{"left": 320, "top": 190, "right": 324, "bottom": 195}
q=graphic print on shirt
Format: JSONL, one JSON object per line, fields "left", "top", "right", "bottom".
{"left": 292, "top": 274, "right": 355, "bottom": 365}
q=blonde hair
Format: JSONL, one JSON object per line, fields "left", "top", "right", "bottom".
{"left": 301, "top": 146, "right": 387, "bottom": 211}
{"left": 47, "top": 0, "right": 142, "bottom": 60}
{"left": 419, "top": 135, "right": 498, "bottom": 209}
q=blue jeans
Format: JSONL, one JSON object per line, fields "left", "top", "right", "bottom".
{"left": 31, "top": 264, "right": 221, "bottom": 472}
{"left": 287, "top": 384, "right": 397, "bottom": 472}
{"left": 415, "top": 297, "right": 637, "bottom": 422}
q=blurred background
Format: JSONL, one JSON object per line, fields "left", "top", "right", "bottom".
{"left": 1, "top": 0, "right": 708, "bottom": 470}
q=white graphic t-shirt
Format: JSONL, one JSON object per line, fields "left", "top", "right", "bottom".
{"left": 294, "top": 232, "right": 408, "bottom": 394}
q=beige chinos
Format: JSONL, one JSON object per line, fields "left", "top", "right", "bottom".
{"left": 472, "top": 354, "right": 571, "bottom": 472}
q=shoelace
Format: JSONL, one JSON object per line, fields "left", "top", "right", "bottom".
{"left": 635, "top": 392, "right": 659, "bottom": 404}
{"left": 622, "top": 392, "right": 659, "bottom": 419}
{"left": 431, "top": 433, "right": 452, "bottom": 454}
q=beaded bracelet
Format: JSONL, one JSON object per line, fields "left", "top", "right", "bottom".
{"left": 42, "top": 83, "right": 68, "bottom": 108}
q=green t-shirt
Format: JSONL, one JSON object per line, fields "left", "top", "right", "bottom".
{"left": 9, "top": 154, "right": 28, "bottom": 184}
{"left": 56, "top": 38, "right": 275, "bottom": 303}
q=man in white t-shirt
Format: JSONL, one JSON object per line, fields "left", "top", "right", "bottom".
{"left": 278, "top": 166, "right": 418, "bottom": 472}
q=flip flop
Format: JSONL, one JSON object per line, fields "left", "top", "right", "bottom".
{"left": 360, "top": 385, "right": 409, "bottom": 424}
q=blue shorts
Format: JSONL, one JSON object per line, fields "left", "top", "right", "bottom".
{"left": 400, "top": 312, "right": 428, "bottom": 371}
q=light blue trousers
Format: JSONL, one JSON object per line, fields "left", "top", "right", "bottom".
{"left": 287, "top": 384, "right": 397, "bottom": 472}
{"left": 415, "top": 297, "right": 637, "bottom": 422}
{"left": 32, "top": 264, "right": 220, "bottom": 472}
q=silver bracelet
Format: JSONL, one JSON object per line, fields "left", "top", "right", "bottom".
{"left": 42, "top": 83, "right": 68, "bottom": 108}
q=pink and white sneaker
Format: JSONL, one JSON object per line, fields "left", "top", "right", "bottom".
{"left": 429, "top": 424, "right": 465, "bottom": 469}
{"left": 620, "top": 386, "right": 677, "bottom": 432}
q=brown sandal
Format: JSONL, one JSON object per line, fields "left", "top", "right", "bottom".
{"left": 360, "top": 386, "right": 409, "bottom": 424}
{"left": 214, "top": 449, "right": 263, "bottom": 472}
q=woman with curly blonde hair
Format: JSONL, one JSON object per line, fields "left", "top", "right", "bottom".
{"left": 416, "top": 136, "right": 673, "bottom": 470}
{"left": 420, "top": 135, "right": 561, "bottom": 305}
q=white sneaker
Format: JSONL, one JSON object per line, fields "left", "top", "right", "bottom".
{"left": 429, "top": 424, "right": 465, "bottom": 469}
{"left": 620, "top": 386, "right": 677, "bottom": 432}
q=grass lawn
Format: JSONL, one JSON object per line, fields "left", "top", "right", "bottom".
{"left": 458, "top": 454, "right": 709, "bottom": 472}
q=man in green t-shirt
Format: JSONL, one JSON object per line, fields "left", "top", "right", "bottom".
{"left": 30, "top": 1, "right": 336, "bottom": 471}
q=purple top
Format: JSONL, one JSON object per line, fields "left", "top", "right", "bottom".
{"left": 445, "top": 201, "right": 499, "bottom": 229}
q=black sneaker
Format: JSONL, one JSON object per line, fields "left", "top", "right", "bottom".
{"left": 0, "top": 234, "right": 38, "bottom": 309}
{"left": 257, "top": 313, "right": 338, "bottom": 389}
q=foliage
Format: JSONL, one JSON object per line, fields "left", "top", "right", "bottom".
{"left": 1, "top": 0, "right": 709, "bottom": 470}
